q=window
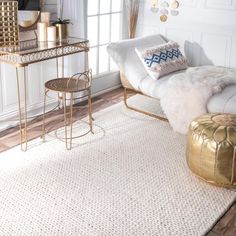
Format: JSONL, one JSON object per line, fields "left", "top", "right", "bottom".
{"left": 87, "top": 0, "right": 123, "bottom": 76}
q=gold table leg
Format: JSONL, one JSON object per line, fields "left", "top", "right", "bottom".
{"left": 42, "top": 88, "right": 48, "bottom": 142}
{"left": 86, "top": 53, "right": 95, "bottom": 123}
{"left": 69, "top": 93, "right": 73, "bottom": 149}
{"left": 16, "top": 66, "right": 28, "bottom": 151}
{"left": 88, "top": 88, "right": 94, "bottom": 133}
{"left": 63, "top": 92, "right": 73, "bottom": 150}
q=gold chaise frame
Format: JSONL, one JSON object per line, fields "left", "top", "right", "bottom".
{"left": 121, "top": 73, "right": 168, "bottom": 122}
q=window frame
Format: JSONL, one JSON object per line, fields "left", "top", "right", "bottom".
{"left": 86, "top": 0, "right": 124, "bottom": 77}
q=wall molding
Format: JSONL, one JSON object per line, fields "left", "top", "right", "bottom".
{"left": 205, "top": 0, "right": 236, "bottom": 10}
{"left": 199, "top": 32, "right": 231, "bottom": 67}
{"left": 181, "top": 0, "right": 197, "bottom": 7}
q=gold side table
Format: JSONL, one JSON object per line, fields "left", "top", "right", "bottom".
{"left": 42, "top": 70, "right": 94, "bottom": 150}
{"left": 0, "top": 37, "right": 90, "bottom": 151}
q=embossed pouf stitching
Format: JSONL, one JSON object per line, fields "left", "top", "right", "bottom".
{"left": 187, "top": 113, "right": 236, "bottom": 187}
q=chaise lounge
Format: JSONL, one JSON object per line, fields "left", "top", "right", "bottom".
{"left": 107, "top": 34, "right": 236, "bottom": 133}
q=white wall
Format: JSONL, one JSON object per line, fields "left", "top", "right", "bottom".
{"left": 43, "top": 0, "right": 57, "bottom": 20}
{"left": 137, "top": 0, "right": 236, "bottom": 68}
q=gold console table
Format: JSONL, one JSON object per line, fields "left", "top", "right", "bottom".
{"left": 0, "top": 37, "right": 89, "bottom": 151}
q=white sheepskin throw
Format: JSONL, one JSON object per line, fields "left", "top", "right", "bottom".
{"left": 159, "top": 66, "right": 236, "bottom": 134}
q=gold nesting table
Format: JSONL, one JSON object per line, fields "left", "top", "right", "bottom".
{"left": 0, "top": 37, "right": 90, "bottom": 151}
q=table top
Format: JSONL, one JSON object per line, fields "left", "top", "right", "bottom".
{"left": 0, "top": 37, "right": 89, "bottom": 56}
{"left": 0, "top": 37, "right": 89, "bottom": 66}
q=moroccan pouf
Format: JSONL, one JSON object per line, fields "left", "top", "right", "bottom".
{"left": 186, "top": 113, "right": 236, "bottom": 188}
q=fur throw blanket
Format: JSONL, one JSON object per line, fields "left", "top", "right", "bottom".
{"left": 159, "top": 66, "right": 236, "bottom": 134}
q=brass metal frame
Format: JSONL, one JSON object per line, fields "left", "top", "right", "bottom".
{"left": 121, "top": 73, "right": 168, "bottom": 122}
{"left": 15, "top": 66, "right": 28, "bottom": 151}
{"left": 42, "top": 70, "right": 94, "bottom": 150}
{"left": 0, "top": 39, "right": 89, "bottom": 66}
{"left": 124, "top": 88, "right": 168, "bottom": 122}
{"left": 0, "top": 38, "right": 90, "bottom": 151}
{"left": 0, "top": 1, "right": 19, "bottom": 47}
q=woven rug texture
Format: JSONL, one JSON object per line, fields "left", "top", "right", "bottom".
{"left": 0, "top": 95, "right": 235, "bottom": 236}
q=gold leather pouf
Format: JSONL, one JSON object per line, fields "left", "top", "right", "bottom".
{"left": 186, "top": 114, "right": 236, "bottom": 188}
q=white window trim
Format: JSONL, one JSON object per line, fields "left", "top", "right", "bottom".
{"left": 86, "top": 0, "right": 124, "bottom": 77}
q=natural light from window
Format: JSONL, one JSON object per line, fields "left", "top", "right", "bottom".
{"left": 87, "top": 0, "right": 123, "bottom": 76}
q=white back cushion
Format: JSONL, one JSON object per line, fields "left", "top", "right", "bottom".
{"left": 107, "top": 34, "right": 168, "bottom": 90}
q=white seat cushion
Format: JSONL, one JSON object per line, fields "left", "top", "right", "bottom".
{"left": 207, "top": 85, "right": 236, "bottom": 114}
{"left": 107, "top": 34, "right": 168, "bottom": 90}
{"left": 139, "top": 70, "right": 186, "bottom": 99}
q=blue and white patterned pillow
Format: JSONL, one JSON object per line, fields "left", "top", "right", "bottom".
{"left": 135, "top": 41, "right": 188, "bottom": 80}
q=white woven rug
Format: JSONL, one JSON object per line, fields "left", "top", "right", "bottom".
{"left": 0, "top": 95, "right": 235, "bottom": 236}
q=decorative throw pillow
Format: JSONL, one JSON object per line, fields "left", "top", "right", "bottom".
{"left": 135, "top": 41, "right": 188, "bottom": 80}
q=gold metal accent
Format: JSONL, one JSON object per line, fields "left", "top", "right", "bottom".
{"left": 23, "top": 66, "right": 28, "bottom": 151}
{"left": 44, "top": 77, "right": 90, "bottom": 93}
{"left": 160, "top": 14, "right": 168, "bottom": 22}
{"left": 124, "top": 88, "right": 168, "bottom": 121}
{"left": 15, "top": 66, "right": 28, "bottom": 151}
{"left": 0, "top": 38, "right": 89, "bottom": 67}
{"left": 55, "top": 24, "right": 68, "bottom": 41}
{"left": 0, "top": 37, "right": 90, "bottom": 151}
{"left": 187, "top": 113, "right": 236, "bottom": 188}
{"left": 121, "top": 73, "right": 168, "bottom": 121}
{"left": 150, "top": 0, "right": 180, "bottom": 21}
{"left": 42, "top": 70, "right": 94, "bottom": 150}
{"left": 16, "top": 68, "right": 23, "bottom": 150}
{"left": 0, "top": 1, "right": 19, "bottom": 47}
{"left": 171, "top": 0, "right": 180, "bottom": 9}
{"left": 42, "top": 88, "right": 47, "bottom": 143}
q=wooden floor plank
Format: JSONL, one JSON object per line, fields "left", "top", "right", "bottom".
{"left": 0, "top": 88, "right": 124, "bottom": 153}
{"left": 211, "top": 204, "right": 236, "bottom": 236}
{"left": 207, "top": 232, "right": 220, "bottom": 236}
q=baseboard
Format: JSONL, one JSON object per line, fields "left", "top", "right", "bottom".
{"left": 92, "top": 84, "right": 122, "bottom": 97}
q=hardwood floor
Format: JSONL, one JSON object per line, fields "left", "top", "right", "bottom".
{"left": 0, "top": 87, "right": 235, "bottom": 236}
{"left": 0, "top": 88, "right": 125, "bottom": 153}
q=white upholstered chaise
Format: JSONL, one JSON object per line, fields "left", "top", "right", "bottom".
{"left": 107, "top": 34, "right": 184, "bottom": 120}
{"left": 107, "top": 34, "right": 236, "bottom": 120}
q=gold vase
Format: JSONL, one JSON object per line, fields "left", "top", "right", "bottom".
{"left": 55, "top": 23, "right": 68, "bottom": 40}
